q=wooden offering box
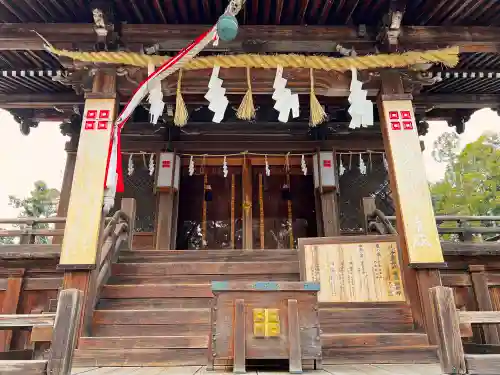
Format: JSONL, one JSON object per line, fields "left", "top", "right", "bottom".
{"left": 209, "top": 281, "right": 322, "bottom": 374}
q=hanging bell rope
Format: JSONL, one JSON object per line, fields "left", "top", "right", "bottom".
{"left": 236, "top": 67, "right": 256, "bottom": 120}
{"left": 174, "top": 69, "right": 188, "bottom": 126}
{"left": 309, "top": 68, "right": 327, "bottom": 126}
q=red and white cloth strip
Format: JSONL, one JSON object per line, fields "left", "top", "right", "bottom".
{"left": 102, "top": 27, "right": 218, "bottom": 209}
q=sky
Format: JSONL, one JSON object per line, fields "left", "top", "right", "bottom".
{"left": 0, "top": 107, "right": 498, "bottom": 218}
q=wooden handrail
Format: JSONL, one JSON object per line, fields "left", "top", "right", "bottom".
{"left": 0, "top": 217, "right": 66, "bottom": 225}
{"left": 0, "top": 289, "right": 82, "bottom": 375}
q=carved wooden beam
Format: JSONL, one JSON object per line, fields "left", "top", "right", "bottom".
{"left": 1, "top": 92, "right": 498, "bottom": 111}
{"left": 377, "top": 0, "right": 407, "bottom": 52}
{"left": 0, "top": 23, "right": 499, "bottom": 53}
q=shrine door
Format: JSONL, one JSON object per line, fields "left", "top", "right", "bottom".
{"left": 176, "top": 166, "right": 243, "bottom": 250}
{"left": 251, "top": 165, "right": 317, "bottom": 249}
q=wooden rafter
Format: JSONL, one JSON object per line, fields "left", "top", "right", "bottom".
{"left": 1, "top": 23, "right": 499, "bottom": 53}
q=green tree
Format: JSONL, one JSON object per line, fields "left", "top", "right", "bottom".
{"left": 6, "top": 181, "right": 60, "bottom": 244}
{"left": 431, "top": 132, "right": 500, "bottom": 216}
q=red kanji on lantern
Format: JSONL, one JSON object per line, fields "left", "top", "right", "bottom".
{"left": 162, "top": 160, "right": 171, "bottom": 168}
{"left": 389, "top": 111, "right": 399, "bottom": 120}
{"left": 400, "top": 111, "right": 412, "bottom": 120}
{"left": 391, "top": 121, "right": 401, "bottom": 130}
{"left": 85, "top": 120, "right": 96, "bottom": 130}
{"left": 323, "top": 160, "right": 332, "bottom": 168}
{"left": 97, "top": 121, "right": 108, "bottom": 130}
{"left": 86, "top": 110, "right": 97, "bottom": 119}
{"left": 403, "top": 121, "right": 414, "bottom": 130}
{"left": 99, "top": 110, "right": 110, "bottom": 119}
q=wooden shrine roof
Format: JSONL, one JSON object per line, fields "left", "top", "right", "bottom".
{"left": 0, "top": 0, "right": 498, "bottom": 26}
{"left": 0, "top": 0, "right": 499, "bottom": 130}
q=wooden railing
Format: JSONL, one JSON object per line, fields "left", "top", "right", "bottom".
{"left": 0, "top": 217, "right": 66, "bottom": 244}
{"left": 0, "top": 289, "right": 82, "bottom": 375}
{"left": 93, "top": 209, "right": 130, "bottom": 309}
{"left": 0, "top": 198, "right": 137, "bottom": 351}
{"left": 367, "top": 209, "right": 500, "bottom": 243}
{"left": 430, "top": 286, "right": 500, "bottom": 375}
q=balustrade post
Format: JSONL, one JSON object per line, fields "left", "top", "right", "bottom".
{"left": 121, "top": 198, "right": 136, "bottom": 250}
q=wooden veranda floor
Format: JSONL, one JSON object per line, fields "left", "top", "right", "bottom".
{"left": 71, "top": 364, "right": 443, "bottom": 374}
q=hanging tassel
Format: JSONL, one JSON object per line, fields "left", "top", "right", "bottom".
{"left": 149, "top": 153, "right": 155, "bottom": 176}
{"left": 359, "top": 154, "right": 367, "bottom": 175}
{"left": 189, "top": 156, "right": 195, "bottom": 176}
{"left": 265, "top": 155, "right": 271, "bottom": 176}
{"left": 383, "top": 153, "right": 389, "bottom": 171}
{"left": 223, "top": 156, "right": 228, "bottom": 178}
{"left": 339, "top": 155, "right": 346, "bottom": 176}
{"left": 236, "top": 67, "right": 256, "bottom": 120}
{"left": 127, "top": 154, "right": 135, "bottom": 176}
{"left": 309, "top": 68, "right": 327, "bottom": 127}
{"left": 174, "top": 69, "right": 189, "bottom": 126}
{"left": 301, "top": 154, "right": 307, "bottom": 176}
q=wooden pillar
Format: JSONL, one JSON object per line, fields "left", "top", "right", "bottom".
{"left": 53, "top": 136, "right": 77, "bottom": 245}
{"left": 155, "top": 193, "right": 175, "bottom": 249}
{"left": 58, "top": 70, "right": 117, "bottom": 341}
{"left": 320, "top": 192, "right": 340, "bottom": 236}
{"left": 378, "top": 71, "right": 445, "bottom": 345}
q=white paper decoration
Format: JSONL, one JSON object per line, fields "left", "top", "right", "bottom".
{"left": 147, "top": 63, "right": 165, "bottom": 125}
{"left": 149, "top": 153, "right": 155, "bottom": 176}
{"left": 205, "top": 66, "right": 228, "bottom": 123}
{"left": 127, "top": 154, "right": 134, "bottom": 176}
{"left": 189, "top": 156, "right": 195, "bottom": 176}
{"left": 223, "top": 156, "right": 228, "bottom": 178}
{"left": 272, "top": 66, "right": 299, "bottom": 123}
{"left": 265, "top": 155, "right": 271, "bottom": 176}
{"left": 359, "top": 154, "right": 367, "bottom": 175}
{"left": 301, "top": 154, "right": 307, "bottom": 176}
{"left": 348, "top": 67, "right": 374, "bottom": 129}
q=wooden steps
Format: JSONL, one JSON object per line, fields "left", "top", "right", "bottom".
{"left": 79, "top": 336, "right": 208, "bottom": 349}
{"left": 322, "top": 345, "right": 439, "bottom": 364}
{"left": 72, "top": 348, "right": 207, "bottom": 367}
{"left": 73, "top": 248, "right": 438, "bottom": 366}
{"left": 319, "top": 305, "right": 416, "bottom": 334}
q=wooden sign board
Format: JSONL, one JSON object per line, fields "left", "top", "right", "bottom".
{"left": 379, "top": 100, "right": 444, "bottom": 265}
{"left": 59, "top": 99, "right": 115, "bottom": 268}
{"left": 298, "top": 236, "right": 406, "bottom": 303}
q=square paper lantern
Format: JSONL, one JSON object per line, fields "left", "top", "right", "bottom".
{"left": 156, "top": 152, "right": 181, "bottom": 192}
{"left": 313, "top": 151, "right": 337, "bottom": 192}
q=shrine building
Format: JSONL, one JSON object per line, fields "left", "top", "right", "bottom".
{"left": 0, "top": 1, "right": 499, "bottom": 374}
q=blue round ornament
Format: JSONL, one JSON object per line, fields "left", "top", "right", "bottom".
{"left": 217, "top": 15, "right": 239, "bottom": 42}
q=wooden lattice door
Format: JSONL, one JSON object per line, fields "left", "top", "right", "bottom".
{"left": 176, "top": 166, "right": 243, "bottom": 250}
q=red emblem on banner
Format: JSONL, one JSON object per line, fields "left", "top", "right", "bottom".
{"left": 86, "top": 110, "right": 97, "bottom": 119}
{"left": 391, "top": 121, "right": 401, "bottom": 130}
{"left": 323, "top": 160, "right": 332, "bottom": 168}
{"left": 403, "top": 121, "right": 414, "bottom": 130}
{"left": 97, "top": 121, "right": 108, "bottom": 130}
{"left": 162, "top": 160, "right": 171, "bottom": 168}
{"left": 84, "top": 120, "right": 96, "bottom": 130}
{"left": 389, "top": 111, "right": 399, "bottom": 120}
{"left": 99, "top": 110, "right": 110, "bottom": 119}
{"left": 400, "top": 111, "right": 412, "bottom": 120}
